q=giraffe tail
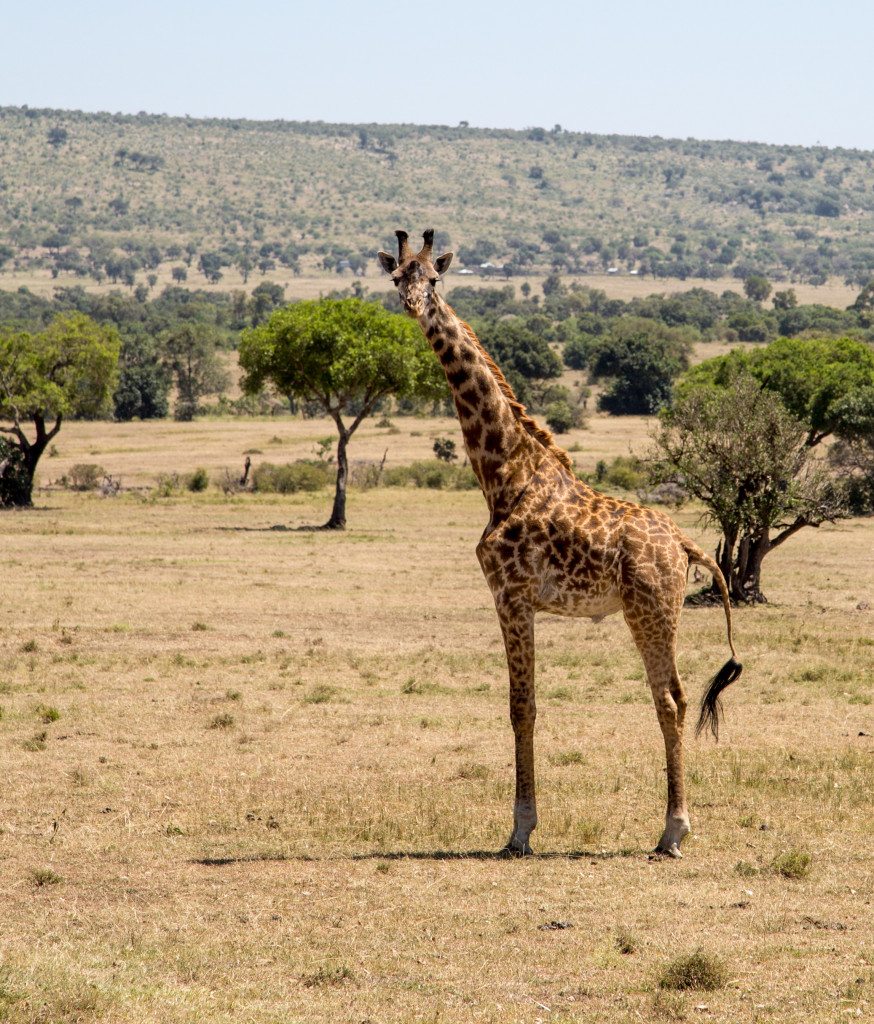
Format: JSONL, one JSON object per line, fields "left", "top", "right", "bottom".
{"left": 683, "top": 541, "right": 743, "bottom": 741}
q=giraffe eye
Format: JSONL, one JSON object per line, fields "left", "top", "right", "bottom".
{"left": 429, "top": 277, "right": 438, "bottom": 286}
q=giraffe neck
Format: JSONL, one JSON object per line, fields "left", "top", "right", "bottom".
{"left": 420, "top": 294, "right": 546, "bottom": 518}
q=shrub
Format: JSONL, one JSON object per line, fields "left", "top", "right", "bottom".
{"left": 303, "top": 684, "right": 337, "bottom": 704}
{"left": 35, "top": 703, "right": 60, "bottom": 724}
{"left": 433, "top": 437, "right": 458, "bottom": 462}
{"left": 252, "top": 460, "right": 332, "bottom": 493}
{"left": 658, "top": 951, "right": 728, "bottom": 991}
{"left": 637, "top": 481, "right": 688, "bottom": 507}
{"left": 545, "top": 399, "right": 580, "bottom": 434}
{"left": 30, "top": 867, "right": 63, "bottom": 887}
{"left": 590, "top": 456, "right": 647, "bottom": 491}
{"left": 186, "top": 467, "right": 209, "bottom": 492}
{"left": 154, "top": 473, "right": 180, "bottom": 497}
{"left": 383, "top": 460, "right": 478, "bottom": 490}
{"left": 348, "top": 461, "right": 384, "bottom": 489}
{"left": 770, "top": 849, "right": 812, "bottom": 879}
{"left": 67, "top": 463, "right": 105, "bottom": 490}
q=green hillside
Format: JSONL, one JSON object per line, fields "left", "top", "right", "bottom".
{"left": 2, "top": 105, "right": 874, "bottom": 288}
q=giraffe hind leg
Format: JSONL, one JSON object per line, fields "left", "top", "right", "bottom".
{"left": 628, "top": 623, "right": 691, "bottom": 858}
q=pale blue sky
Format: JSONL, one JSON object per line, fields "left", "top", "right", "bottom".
{"left": 2, "top": 0, "right": 871, "bottom": 149}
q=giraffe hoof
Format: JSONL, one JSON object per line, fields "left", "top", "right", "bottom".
{"left": 652, "top": 843, "right": 683, "bottom": 859}
{"left": 500, "top": 841, "right": 533, "bottom": 858}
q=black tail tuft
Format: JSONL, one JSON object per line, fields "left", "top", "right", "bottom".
{"left": 696, "top": 657, "right": 743, "bottom": 741}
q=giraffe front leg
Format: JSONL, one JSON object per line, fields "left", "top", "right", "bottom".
{"left": 496, "top": 603, "right": 537, "bottom": 856}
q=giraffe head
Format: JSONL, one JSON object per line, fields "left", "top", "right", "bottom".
{"left": 378, "top": 229, "right": 453, "bottom": 317}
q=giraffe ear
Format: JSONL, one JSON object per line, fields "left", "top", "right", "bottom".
{"left": 434, "top": 252, "right": 453, "bottom": 275}
{"left": 377, "top": 251, "right": 398, "bottom": 274}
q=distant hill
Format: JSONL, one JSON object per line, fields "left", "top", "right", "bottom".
{"left": 1, "top": 105, "right": 874, "bottom": 290}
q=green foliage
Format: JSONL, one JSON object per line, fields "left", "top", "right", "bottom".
{"left": 186, "top": 468, "right": 209, "bottom": 492}
{"left": 544, "top": 399, "right": 580, "bottom": 434}
{"left": 66, "top": 464, "right": 105, "bottom": 490}
{"left": 0, "top": 312, "right": 120, "bottom": 506}
{"left": 562, "top": 332, "right": 594, "bottom": 370}
{"left": 474, "top": 317, "right": 562, "bottom": 405}
{"left": 240, "top": 298, "right": 448, "bottom": 527}
{"left": 0, "top": 313, "right": 120, "bottom": 423}
{"left": 658, "top": 951, "right": 728, "bottom": 991}
{"left": 240, "top": 298, "right": 445, "bottom": 412}
{"left": 114, "top": 329, "right": 169, "bottom": 420}
{"left": 770, "top": 849, "right": 812, "bottom": 879}
{"left": 432, "top": 437, "right": 458, "bottom": 462}
{"left": 383, "top": 460, "right": 478, "bottom": 490}
{"left": 590, "top": 318, "right": 692, "bottom": 414}
{"left": 591, "top": 456, "right": 647, "bottom": 492}
{"left": 651, "top": 371, "right": 851, "bottom": 601}
{"left": 161, "top": 322, "right": 229, "bottom": 421}
{"left": 743, "top": 274, "right": 772, "bottom": 302}
{"left": 3, "top": 107, "right": 874, "bottom": 286}
{"left": 680, "top": 336, "right": 874, "bottom": 444}
{"left": 251, "top": 461, "right": 333, "bottom": 494}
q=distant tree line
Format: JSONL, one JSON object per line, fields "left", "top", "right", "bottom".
{"left": 4, "top": 104, "right": 874, "bottom": 287}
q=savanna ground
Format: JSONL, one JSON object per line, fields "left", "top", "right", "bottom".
{"left": 0, "top": 264, "right": 860, "bottom": 310}
{"left": 1, "top": 415, "right": 872, "bottom": 1024}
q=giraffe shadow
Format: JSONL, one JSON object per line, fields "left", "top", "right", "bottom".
{"left": 212, "top": 524, "right": 333, "bottom": 533}
{"left": 191, "top": 847, "right": 645, "bottom": 867}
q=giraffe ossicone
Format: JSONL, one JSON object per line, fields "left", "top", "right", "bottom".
{"left": 379, "top": 228, "right": 742, "bottom": 858}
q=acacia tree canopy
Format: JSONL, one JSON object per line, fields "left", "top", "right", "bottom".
{"left": 0, "top": 312, "right": 120, "bottom": 506}
{"left": 678, "top": 335, "right": 874, "bottom": 445}
{"left": 239, "top": 298, "right": 447, "bottom": 528}
{"left": 652, "top": 356, "right": 865, "bottom": 603}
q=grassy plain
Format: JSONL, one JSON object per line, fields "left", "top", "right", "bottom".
{"left": 0, "top": 264, "right": 860, "bottom": 310}
{"left": 1, "top": 416, "right": 873, "bottom": 1024}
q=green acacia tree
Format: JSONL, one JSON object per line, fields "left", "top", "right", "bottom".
{"left": 161, "top": 323, "right": 229, "bottom": 422}
{"left": 655, "top": 336, "right": 874, "bottom": 602}
{"left": 239, "top": 298, "right": 447, "bottom": 529}
{"left": 678, "top": 335, "right": 874, "bottom": 445}
{"left": 0, "top": 313, "right": 120, "bottom": 507}
{"left": 650, "top": 373, "right": 845, "bottom": 603}
{"left": 590, "top": 318, "right": 693, "bottom": 414}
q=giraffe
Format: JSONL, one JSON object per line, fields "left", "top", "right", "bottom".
{"left": 378, "top": 229, "right": 742, "bottom": 858}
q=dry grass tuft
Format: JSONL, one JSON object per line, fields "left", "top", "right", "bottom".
{"left": 30, "top": 867, "right": 63, "bottom": 887}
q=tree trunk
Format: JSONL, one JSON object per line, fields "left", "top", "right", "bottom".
{"left": 702, "top": 529, "right": 771, "bottom": 605}
{"left": 735, "top": 533, "right": 770, "bottom": 603}
{"left": 0, "top": 415, "right": 59, "bottom": 508}
{"left": 323, "top": 428, "right": 349, "bottom": 530}
{"left": 0, "top": 439, "right": 33, "bottom": 507}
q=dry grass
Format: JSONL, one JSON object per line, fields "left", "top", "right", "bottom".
{"left": 1, "top": 418, "right": 873, "bottom": 1023}
{"left": 0, "top": 264, "right": 859, "bottom": 309}
{"left": 32, "top": 409, "right": 657, "bottom": 490}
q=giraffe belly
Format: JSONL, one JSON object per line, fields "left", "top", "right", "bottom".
{"left": 536, "top": 577, "right": 623, "bottom": 620}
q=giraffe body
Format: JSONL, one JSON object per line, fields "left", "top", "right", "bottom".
{"left": 378, "top": 230, "right": 742, "bottom": 858}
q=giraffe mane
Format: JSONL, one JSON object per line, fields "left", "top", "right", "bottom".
{"left": 458, "top": 319, "right": 575, "bottom": 473}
